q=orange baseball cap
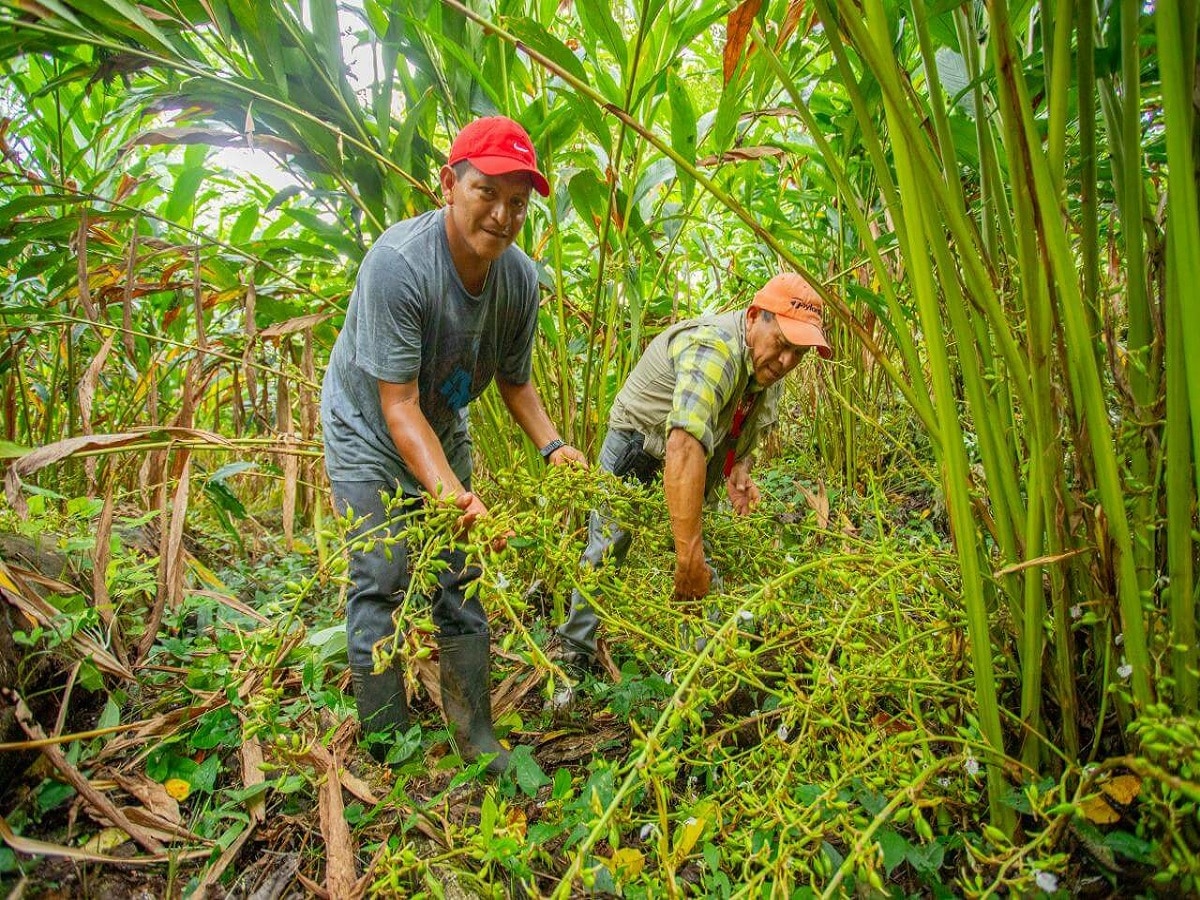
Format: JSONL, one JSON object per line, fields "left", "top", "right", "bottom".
{"left": 447, "top": 116, "right": 550, "bottom": 197}
{"left": 750, "top": 273, "right": 833, "bottom": 359}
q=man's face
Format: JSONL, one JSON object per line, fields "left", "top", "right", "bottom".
{"left": 441, "top": 164, "right": 533, "bottom": 265}
{"left": 746, "top": 307, "right": 809, "bottom": 387}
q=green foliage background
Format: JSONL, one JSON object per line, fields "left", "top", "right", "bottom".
{"left": 0, "top": 0, "right": 1198, "bottom": 895}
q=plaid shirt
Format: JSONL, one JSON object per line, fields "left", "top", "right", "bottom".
{"left": 666, "top": 323, "right": 759, "bottom": 456}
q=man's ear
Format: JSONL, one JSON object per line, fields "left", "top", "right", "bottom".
{"left": 439, "top": 165, "right": 457, "bottom": 201}
{"left": 746, "top": 305, "right": 762, "bottom": 325}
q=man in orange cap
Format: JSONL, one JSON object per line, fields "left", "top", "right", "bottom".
{"left": 551, "top": 273, "right": 831, "bottom": 690}
{"left": 322, "top": 116, "right": 583, "bottom": 772}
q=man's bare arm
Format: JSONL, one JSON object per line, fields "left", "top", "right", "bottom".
{"left": 664, "top": 427, "right": 710, "bottom": 598}
{"left": 496, "top": 378, "right": 586, "bottom": 466}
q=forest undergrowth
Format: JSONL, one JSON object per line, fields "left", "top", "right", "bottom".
{"left": 1, "top": 449, "right": 1192, "bottom": 899}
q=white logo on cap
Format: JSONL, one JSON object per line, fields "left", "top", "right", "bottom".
{"left": 513, "top": 141, "right": 530, "bottom": 154}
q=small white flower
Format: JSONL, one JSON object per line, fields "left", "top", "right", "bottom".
{"left": 639, "top": 823, "right": 658, "bottom": 841}
{"left": 1070, "top": 604, "right": 1082, "bottom": 620}
{"left": 1115, "top": 632, "right": 1124, "bottom": 646}
{"left": 964, "top": 755, "right": 980, "bottom": 778}
{"left": 936, "top": 776, "right": 951, "bottom": 788}
{"left": 1033, "top": 869, "right": 1059, "bottom": 892}
{"left": 876, "top": 614, "right": 884, "bottom": 625}
{"left": 536, "top": 495, "right": 548, "bottom": 507}
{"left": 494, "top": 572, "right": 510, "bottom": 590}
{"left": 738, "top": 609, "right": 754, "bottom": 623}
{"left": 664, "top": 669, "right": 674, "bottom": 684}
{"left": 684, "top": 816, "right": 697, "bottom": 827}
{"left": 1117, "top": 662, "right": 1133, "bottom": 680}
{"left": 827, "top": 670, "right": 838, "bottom": 686}
{"left": 776, "top": 724, "right": 790, "bottom": 741}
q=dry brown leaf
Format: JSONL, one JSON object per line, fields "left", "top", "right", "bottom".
{"left": 240, "top": 737, "right": 267, "bottom": 822}
{"left": 0, "top": 812, "right": 208, "bottom": 864}
{"left": 110, "top": 773, "right": 182, "bottom": 824}
{"left": 777, "top": 0, "right": 809, "bottom": 48}
{"left": 259, "top": 312, "right": 331, "bottom": 339}
{"left": 127, "top": 127, "right": 303, "bottom": 156}
{"left": 93, "top": 480, "right": 116, "bottom": 626}
{"left": 317, "top": 751, "right": 357, "bottom": 898}
{"left": 724, "top": 0, "right": 763, "bottom": 84}
{"left": 0, "top": 559, "right": 134, "bottom": 680}
{"left": 1079, "top": 794, "right": 1121, "bottom": 824}
{"left": 78, "top": 334, "right": 115, "bottom": 436}
{"left": 8, "top": 691, "right": 164, "bottom": 854}
{"left": 796, "top": 479, "right": 830, "bottom": 529}
{"left": 698, "top": 146, "right": 786, "bottom": 166}
{"left": 338, "top": 766, "right": 379, "bottom": 807}
{"left": 1100, "top": 774, "right": 1142, "bottom": 806}
{"left": 138, "top": 453, "right": 191, "bottom": 661}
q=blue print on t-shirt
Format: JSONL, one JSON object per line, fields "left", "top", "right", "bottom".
{"left": 439, "top": 367, "right": 472, "bottom": 411}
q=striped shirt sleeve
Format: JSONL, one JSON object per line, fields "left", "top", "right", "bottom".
{"left": 666, "top": 325, "right": 742, "bottom": 456}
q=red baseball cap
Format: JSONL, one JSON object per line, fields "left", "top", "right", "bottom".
{"left": 750, "top": 273, "right": 833, "bottom": 359}
{"left": 447, "top": 116, "right": 550, "bottom": 197}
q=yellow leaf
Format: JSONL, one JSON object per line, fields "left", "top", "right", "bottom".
{"left": 82, "top": 827, "right": 131, "bottom": 854}
{"left": 1100, "top": 775, "right": 1142, "bottom": 806}
{"left": 164, "top": 778, "right": 191, "bottom": 801}
{"left": 606, "top": 847, "right": 645, "bottom": 879}
{"left": 506, "top": 807, "right": 527, "bottom": 841}
{"left": 1079, "top": 794, "right": 1120, "bottom": 824}
{"left": 674, "top": 815, "right": 706, "bottom": 859}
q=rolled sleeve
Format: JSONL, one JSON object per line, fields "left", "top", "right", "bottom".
{"left": 667, "top": 327, "right": 740, "bottom": 456}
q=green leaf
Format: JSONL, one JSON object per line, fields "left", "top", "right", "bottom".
{"left": 0, "top": 194, "right": 89, "bottom": 220}
{"left": 576, "top": 0, "right": 627, "bottom": 67}
{"left": 164, "top": 145, "right": 211, "bottom": 222}
{"left": 877, "top": 827, "right": 911, "bottom": 874}
{"left": 87, "top": 0, "right": 177, "bottom": 54}
{"left": 1104, "top": 830, "right": 1154, "bottom": 865}
{"left": 0, "top": 439, "right": 30, "bottom": 460}
{"left": 229, "top": 206, "right": 260, "bottom": 245}
{"left": 567, "top": 169, "right": 608, "bottom": 238}
{"left": 190, "top": 754, "right": 222, "bottom": 793}
{"left": 508, "top": 745, "right": 551, "bottom": 797}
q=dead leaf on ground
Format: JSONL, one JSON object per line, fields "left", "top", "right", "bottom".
{"left": 109, "top": 772, "right": 182, "bottom": 824}
{"left": 1079, "top": 794, "right": 1120, "bottom": 824}
{"left": 1100, "top": 774, "right": 1142, "bottom": 806}
{"left": 315, "top": 750, "right": 358, "bottom": 898}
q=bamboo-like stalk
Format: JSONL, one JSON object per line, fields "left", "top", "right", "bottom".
{"left": 988, "top": 0, "right": 1154, "bottom": 709}
{"left": 863, "top": 0, "right": 1012, "bottom": 831}
{"left": 1155, "top": 0, "right": 1200, "bottom": 495}
{"left": 1156, "top": 0, "right": 1200, "bottom": 712}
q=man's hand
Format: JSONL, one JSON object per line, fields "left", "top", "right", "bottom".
{"left": 548, "top": 444, "right": 587, "bottom": 467}
{"left": 725, "top": 459, "right": 760, "bottom": 516}
{"left": 454, "top": 492, "right": 513, "bottom": 553}
{"left": 674, "top": 545, "right": 712, "bottom": 599}
{"left": 454, "top": 491, "right": 489, "bottom": 535}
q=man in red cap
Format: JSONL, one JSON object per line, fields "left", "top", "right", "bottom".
{"left": 551, "top": 273, "right": 832, "bottom": 695}
{"left": 321, "top": 116, "right": 584, "bottom": 772}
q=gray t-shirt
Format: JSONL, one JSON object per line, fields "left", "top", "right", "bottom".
{"left": 321, "top": 207, "right": 539, "bottom": 492}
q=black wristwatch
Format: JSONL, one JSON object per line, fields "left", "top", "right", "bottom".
{"left": 539, "top": 438, "right": 565, "bottom": 462}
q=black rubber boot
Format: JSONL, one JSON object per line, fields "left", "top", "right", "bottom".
{"left": 351, "top": 664, "right": 409, "bottom": 765}
{"left": 438, "top": 633, "right": 510, "bottom": 776}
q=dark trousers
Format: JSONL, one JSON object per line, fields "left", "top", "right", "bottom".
{"left": 331, "top": 480, "right": 488, "bottom": 671}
